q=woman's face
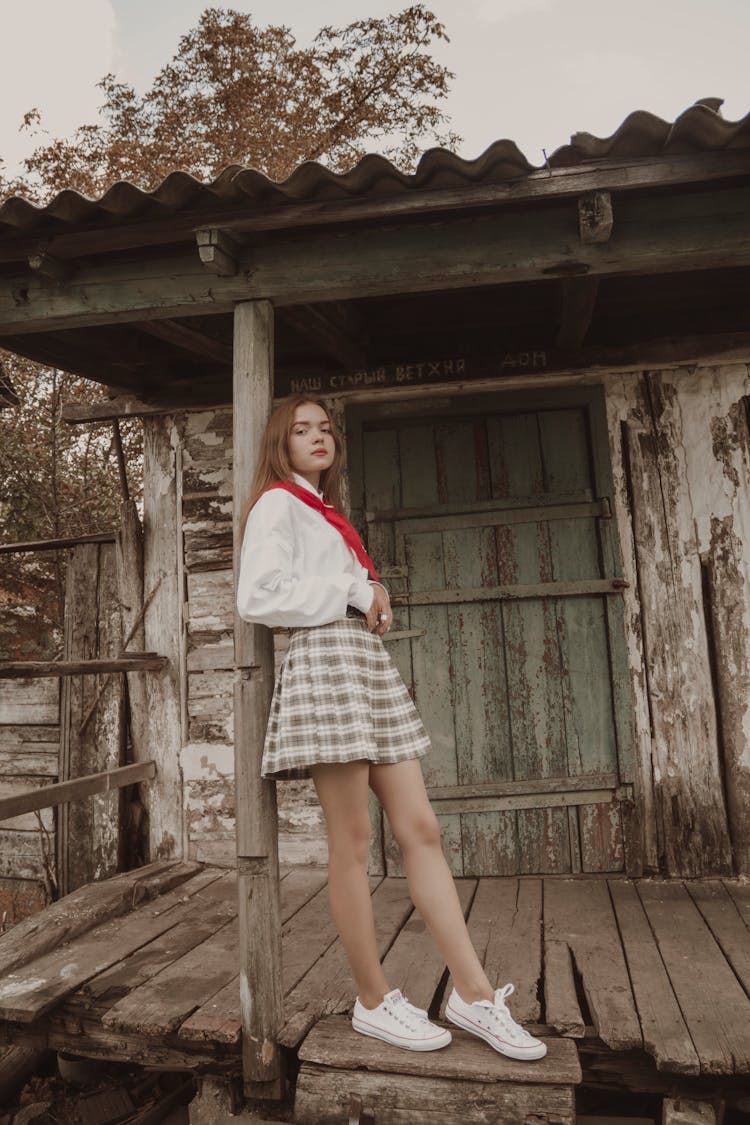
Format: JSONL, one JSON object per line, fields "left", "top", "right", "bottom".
{"left": 288, "top": 402, "right": 335, "bottom": 485}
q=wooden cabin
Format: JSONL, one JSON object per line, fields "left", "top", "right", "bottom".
{"left": 1, "top": 99, "right": 750, "bottom": 1123}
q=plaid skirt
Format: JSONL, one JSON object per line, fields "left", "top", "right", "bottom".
{"left": 261, "top": 615, "right": 431, "bottom": 780}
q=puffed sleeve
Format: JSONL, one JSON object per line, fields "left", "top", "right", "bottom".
{"left": 236, "top": 490, "right": 374, "bottom": 628}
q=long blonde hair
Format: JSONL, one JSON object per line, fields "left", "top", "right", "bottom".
{"left": 238, "top": 394, "right": 345, "bottom": 541}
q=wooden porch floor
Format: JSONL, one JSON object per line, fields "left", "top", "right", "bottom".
{"left": 1, "top": 860, "right": 749, "bottom": 1105}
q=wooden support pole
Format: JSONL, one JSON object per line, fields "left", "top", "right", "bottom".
{"left": 232, "top": 299, "right": 284, "bottom": 1101}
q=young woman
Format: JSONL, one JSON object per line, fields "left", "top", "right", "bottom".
{"left": 236, "top": 393, "right": 546, "bottom": 1061}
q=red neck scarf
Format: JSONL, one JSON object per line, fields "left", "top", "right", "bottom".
{"left": 266, "top": 480, "right": 380, "bottom": 583}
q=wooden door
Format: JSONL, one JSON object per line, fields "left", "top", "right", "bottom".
{"left": 347, "top": 388, "right": 635, "bottom": 877}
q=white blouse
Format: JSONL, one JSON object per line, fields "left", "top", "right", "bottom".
{"left": 236, "top": 472, "right": 385, "bottom": 628}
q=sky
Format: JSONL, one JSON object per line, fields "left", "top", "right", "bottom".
{"left": 2, "top": 0, "right": 749, "bottom": 182}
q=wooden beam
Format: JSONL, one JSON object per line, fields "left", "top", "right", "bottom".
{"left": 0, "top": 150, "right": 747, "bottom": 267}
{"left": 0, "top": 531, "right": 115, "bottom": 553}
{"left": 578, "top": 190, "right": 614, "bottom": 244}
{"left": 390, "top": 578, "right": 629, "bottom": 607}
{"left": 196, "top": 228, "right": 241, "bottom": 276}
{"left": 556, "top": 277, "right": 600, "bottom": 349}
{"left": 0, "top": 655, "right": 167, "bottom": 678}
{"left": 280, "top": 303, "right": 367, "bottom": 370}
{"left": 0, "top": 761, "right": 156, "bottom": 821}
{"left": 1, "top": 184, "right": 750, "bottom": 333}
{"left": 28, "top": 250, "right": 71, "bottom": 282}
{"left": 134, "top": 318, "right": 232, "bottom": 364}
{"left": 232, "top": 300, "right": 284, "bottom": 1100}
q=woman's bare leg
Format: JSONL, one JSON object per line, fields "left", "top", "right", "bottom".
{"left": 309, "top": 760, "right": 391, "bottom": 1009}
{"left": 369, "top": 758, "right": 494, "bottom": 1004}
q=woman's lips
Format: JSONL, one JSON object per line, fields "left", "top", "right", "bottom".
{"left": 312, "top": 450, "right": 328, "bottom": 456}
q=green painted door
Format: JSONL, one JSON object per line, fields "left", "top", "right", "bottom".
{"left": 347, "top": 388, "right": 634, "bottom": 877}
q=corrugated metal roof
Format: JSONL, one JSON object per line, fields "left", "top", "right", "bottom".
{"left": 0, "top": 99, "right": 747, "bottom": 235}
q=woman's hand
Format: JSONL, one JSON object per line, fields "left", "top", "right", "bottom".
{"left": 366, "top": 583, "right": 392, "bottom": 636}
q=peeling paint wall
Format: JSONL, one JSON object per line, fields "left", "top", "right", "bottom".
{"left": 179, "top": 408, "right": 327, "bottom": 868}
{"left": 604, "top": 364, "right": 750, "bottom": 875}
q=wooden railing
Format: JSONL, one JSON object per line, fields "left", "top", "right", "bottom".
{"left": 0, "top": 761, "right": 156, "bottom": 823}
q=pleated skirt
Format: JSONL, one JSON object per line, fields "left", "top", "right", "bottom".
{"left": 260, "top": 615, "right": 431, "bottom": 781}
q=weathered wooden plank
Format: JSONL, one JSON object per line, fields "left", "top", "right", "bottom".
{"left": 142, "top": 416, "right": 185, "bottom": 865}
{"left": 483, "top": 877, "right": 543, "bottom": 1023}
{"left": 426, "top": 772, "right": 620, "bottom": 801}
{"left": 0, "top": 778, "right": 55, "bottom": 831}
{"left": 84, "top": 870, "right": 238, "bottom": 1003}
{"left": 0, "top": 762, "right": 155, "bottom": 821}
{"left": 2, "top": 998, "right": 239, "bottom": 1070}
{"left": 299, "top": 1012, "right": 580, "bottom": 1083}
{"left": 278, "top": 877, "right": 414, "bottom": 1048}
{"left": 638, "top": 880, "right": 750, "bottom": 1073}
{"left": 543, "top": 940, "right": 585, "bottom": 1038}
{"left": 102, "top": 913, "right": 241, "bottom": 1035}
{"left": 394, "top": 499, "right": 608, "bottom": 532}
{"left": 0, "top": 532, "right": 116, "bottom": 552}
{"left": 0, "top": 725, "right": 58, "bottom": 756}
{"left": 687, "top": 880, "right": 750, "bottom": 999}
{"left": 0, "top": 680, "right": 59, "bottom": 726}
{"left": 0, "top": 867, "right": 232, "bottom": 1021}
{"left": 609, "top": 879, "right": 700, "bottom": 1075}
{"left": 186, "top": 639, "right": 234, "bottom": 672}
{"left": 0, "top": 859, "right": 203, "bottom": 976}
{"left": 0, "top": 656, "right": 166, "bottom": 678}
{"left": 58, "top": 542, "right": 124, "bottom": 894}
{"left": 0, "top": 828, "right": 48, "bottom": 880}
{"left": 187, "top": 571, "right": 233, "bottom": 633}
{"left": 393, "top": 578, "right": 628, "bottom": 605}
{"left": 544, "top": 878, "right": 641, "bottom": 1050}
{"left": 177, "top": 868, "right": 335, "bottom": 1043}
{"left": 438, "top": 426, "right": 518, "bottom": 877}
{"left": 623, "top": 391, "right": 732, "bottom": 876}
{"left": 0, "top": 750, "right": 58, "bottom": 777}
{"left": 295, "top": 1061, "right": 576, "bottom": 1125}
{"left": 396, "top": 424, "right": 463, "bottom": 874}
{"left": 723, "top": 879, "right": 750, "bottom": 927}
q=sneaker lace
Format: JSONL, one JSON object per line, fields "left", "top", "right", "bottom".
{"left": 486, "top": 983, "right": 535, "bottom": 1042}
{"left": 384, "top": 997, "right": 426, "bottom": 1031}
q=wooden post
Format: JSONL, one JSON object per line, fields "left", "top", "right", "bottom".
{"left": 232, "top": 300, "right": 284, "bottom": 1100}
{"left": 142, "top": 416, "right": 185, "bottom": 862}
{"left": 58, "top": 542, "right": 125, "bottom": 894}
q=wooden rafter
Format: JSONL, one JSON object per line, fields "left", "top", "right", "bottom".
{"left": 280, "top": 302, "right": 367, "bottom": 370}
{"left": 134, "top": 318, "right": 232, "bottom": 365}
{"left": 555, "top": 277, "right": 600, "bottom": 350}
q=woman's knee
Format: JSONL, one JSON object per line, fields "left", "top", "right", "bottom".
{"left": 392, "top": 806, "right": 442, "bottom": 852}
{"left": 327, "top": 815, "right": 371, "bottom": 866}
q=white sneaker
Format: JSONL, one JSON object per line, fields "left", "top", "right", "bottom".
{"left": 352, "top": 988, "right": 452, "bottom": 1051}
{"left": 446, "top": 983, "right": 547, "bottom": 1061}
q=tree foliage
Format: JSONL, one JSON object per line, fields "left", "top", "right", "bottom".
{"left": 0, "top": 360, "right": 143, "bottom": 659}
{"left": 2, "top": 5, "right": 457, "bottom": 202}
{"left": 0, "top": 5, "right": 456, "bottom": 659}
